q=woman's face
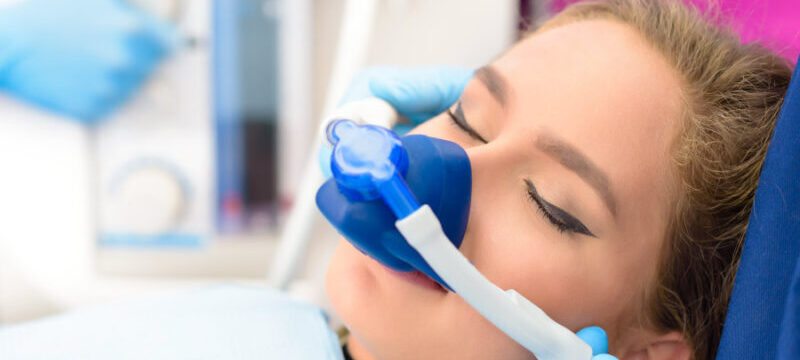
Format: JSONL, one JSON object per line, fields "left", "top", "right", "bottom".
{"left": 326, "top": 20, "right": 684, "bottom": 359}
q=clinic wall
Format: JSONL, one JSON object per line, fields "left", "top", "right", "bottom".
{"left": 311, "top": 0, "right": 518, "bottom": 124}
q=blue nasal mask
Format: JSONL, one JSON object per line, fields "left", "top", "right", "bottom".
{"left": 317, "top": 119, "right": 471, "bottom": 287}
{"left": 315, "top": 98, "right": 613, "bottom": 360}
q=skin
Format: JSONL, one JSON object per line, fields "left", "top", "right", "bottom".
{"left": 326, "top": 20, "right": 692, "bottom": 359}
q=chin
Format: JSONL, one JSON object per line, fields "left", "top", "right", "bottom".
{"left": 325, "top": 239, "right": 520, "bottom": 360}
{"left": 326, "top": 240, "right": 395, "bottom": 359}
{"left": 326, "top": 240, "right": 379, "bottom": 326}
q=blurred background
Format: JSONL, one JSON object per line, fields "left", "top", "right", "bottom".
{"left": 0, "top": 0, "right": 796, "bottom": 325}
{"left": 0, "top": 0, "right": 524, "bottom": 324}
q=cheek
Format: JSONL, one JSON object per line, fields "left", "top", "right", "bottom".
{"left": 462, "top": 148, "right": 646, "bottom": 331}
{"left": 458, "top": 150, "right": 580, "bottom": 324}
{"left": 461, "top": 207, "right": 585, "bottom": 326}
{"left": 463, "top": 210, "right": 640, "bottom": 334}
{"left": 340, "top": 114, "right": 658, "bottom": 352}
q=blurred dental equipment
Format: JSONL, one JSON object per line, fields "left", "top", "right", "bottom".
{"left": 94, "top": 0, "right": 320, "bottom": 279}
{"left": 98, "top": 0, "right": 515, "bottom": 283}
{"left": 0, "top": 0, "right": 517, "bottom": 322}
{"left": 0, "top": 0, "right": 178, "bottom": 122}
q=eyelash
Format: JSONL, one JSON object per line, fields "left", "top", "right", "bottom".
{"left": 527, "top": 186, "right": 571, "bottom": 234}
{"left": 447, "top": 103, "right": 593, "bottom": 237}
{"left": 524, "top": 179, "right": 596, "bottom": 237}
{"left": 446, "top": 104, "right": 488, "bottom": 143}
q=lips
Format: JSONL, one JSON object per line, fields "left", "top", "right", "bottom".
{"left": 383, "top": 265, "right": 446, "bottom": 292}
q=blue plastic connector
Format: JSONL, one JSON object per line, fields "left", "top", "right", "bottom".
{"left": 327, "top": 119, "right": 420, "bottom": 219}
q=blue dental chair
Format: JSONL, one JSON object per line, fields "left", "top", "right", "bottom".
{"left": 715, "top": 56, "right": 800, "bottom": 359}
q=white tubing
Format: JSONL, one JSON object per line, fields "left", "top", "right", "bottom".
{"left": 268, "top": 98, "right": 398, "bottom": 289}
{"left": 267, "top": 139, "right": 324, "bottom": 289}
{"left": 396, "top": 205, "right": 593, "bottom": 360}
{"left": 319, "top": 0, "right": 381, "bottom": 120}
{"left": 267, "top": 0, "right": 380, "bottom": 289}
{"left": 277, "top": 0, "right": 313, "bottom": 206}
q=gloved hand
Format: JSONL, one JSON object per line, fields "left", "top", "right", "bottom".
{"left": 320, "top": 66, "right": 474, "bottom": 178}
{"left": 0, "top": 0, "right": 178, "bottom": 123}
{"left": 340, "top": 66, "right": 474, "bottom": 132}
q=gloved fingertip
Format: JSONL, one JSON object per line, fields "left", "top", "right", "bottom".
{"left": 369, "top": 80, "right": 440, "bottom": 116}
{"left": 406, "top": 113, "right": 438, "bottom": 125}
{"left": 368, "top": 78, "right": 405, "bottom": 105}
{"left": 436, "top": 67, "right": 475, "bottom": 113}
{"left": 391, "top": 123, "right": 416, "bottom": 136}
{"left": 338, "top": 69, "right": 380, "bottom": 105}
{"left": 577, "top": 326, "right": 609, "bottom": 355}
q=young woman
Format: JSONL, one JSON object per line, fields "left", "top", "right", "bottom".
{"left": 325, "top": 0, "right": 794, "bottom": 359}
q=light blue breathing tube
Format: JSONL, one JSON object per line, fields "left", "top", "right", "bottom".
{"left": 316, "top": 98, "right": 616, "bottom": 360}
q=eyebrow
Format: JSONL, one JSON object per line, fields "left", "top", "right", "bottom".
{"left": 535, "top": 134, "right": 618, "bottom": 217}
{"left": 475, "top": 65, "right": 509, "bottom": 106}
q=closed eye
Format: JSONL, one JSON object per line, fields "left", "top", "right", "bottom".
{"left": 525, "top": 179, "right": 596, "bottom": 237}
{"left": 447, "top": 101, "right": 488, "bottom": 144}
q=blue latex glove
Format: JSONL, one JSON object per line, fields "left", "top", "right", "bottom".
{"left": 578, "top": 326, "right": 619, "bottom": 359}
{"left": 340, "top": 66, "right": 474, "bottom": 132}
{"left": 321, "top": 66, "right": 474, "bottom": 177}
{"left": 0, "top": 0, "right": 178, "bottom": 123}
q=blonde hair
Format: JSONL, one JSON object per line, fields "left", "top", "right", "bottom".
{"left": 538, "top": 1, "right": 793, "bottom": 358}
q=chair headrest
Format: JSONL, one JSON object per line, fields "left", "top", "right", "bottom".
{"left": 716, "top": 57, "right": 800, "bottom": 359}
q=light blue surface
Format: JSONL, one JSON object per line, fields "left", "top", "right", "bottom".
{"left": 0, "top": 0, "right": 177, "bottom": 123}
{"left": 0, "top": 285, "right": 343, "bottom": 360}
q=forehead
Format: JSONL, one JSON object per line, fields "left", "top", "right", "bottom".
{"left": 491, "top": 19, "right": 682, "bottom": 220}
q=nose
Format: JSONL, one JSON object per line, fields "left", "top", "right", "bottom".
{"left": 457, "top": 142, "right": 520, "bottom": 256}
{"left": 317, "top": 132, "right": 473, "bottom": 287}
{"left": 463, "top": 143, "right": 515, "bottom": 204}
